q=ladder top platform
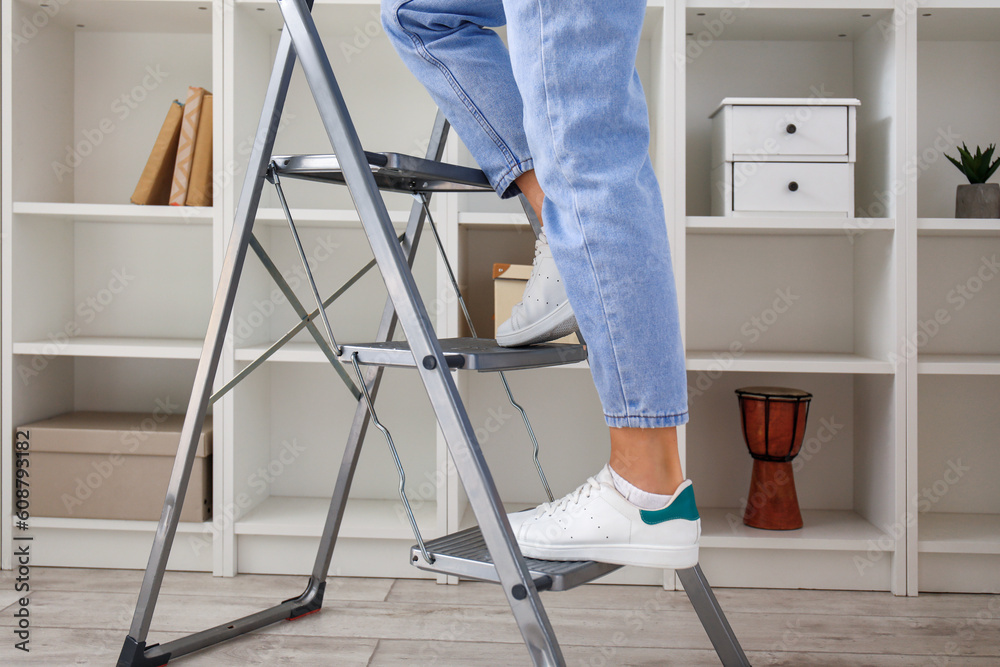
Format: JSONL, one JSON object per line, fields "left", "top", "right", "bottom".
{"left": 411, "top": 527, "right": 622, "bottom": 592}
{"left": 272, "top": 152, "right": 494, "bottom": 193}
{"left": 340, "top": 337, "right": 587, "bottom": 371}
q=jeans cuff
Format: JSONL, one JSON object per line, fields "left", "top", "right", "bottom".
{"left": 604, "top": 411, "right": 689, "bottom": 429}
{"left": 494, "top": 157, "right": 535, "bottom": 199}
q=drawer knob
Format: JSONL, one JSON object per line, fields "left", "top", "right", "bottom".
{"left": 786, "top": 123, "right": 797, "bottom": 134}
{"left": 788, "top": 181, "right": 799, "bottom": 192}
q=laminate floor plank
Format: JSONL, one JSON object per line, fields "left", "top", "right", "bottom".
{"left": 2, "top": 568, "right": 998, "bottom": 666}
{"left": 387, "top": 578, "right": 1000, "bottom": 620}
{"left": 0, "top": 627, "right": 377, "bottom": 666}
{"left": 23, "top": 567, "right": 393, "bottom": 602}
{"left": 0, "top": 590, "right": 318, "bottom": 635}
{"left": 4, "top": 589, "right": 997, "bottom": 657}
{"left": 369, "top": 639, "right": 1000, "bottom": 667}
{"left": 257, "top": 599, "right": 1000, "bottom": 657}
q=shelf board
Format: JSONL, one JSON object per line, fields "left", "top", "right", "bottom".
{"left": 236, "top": 341, "right": 592, "bottom": 369}
{"left": 236, "top": 496, "right": 436, "bottom": 540}
{"left": 241, "top": 0, "right": 663, "bottom": 6}
{"left": 687, "top": 215, "right": 893, "bottom": 235}
{"left": 917, "top": 353, "right": 1000, "bottom": 375}
{"left": 236, "top": 341, "right": 341, "bottom": 364}
{"left": 254, "top": 207, "right": 410, "bottom": 228}
{"left": 918, "top": 218, "right": 1000, "bottom": 236}
{"left": 918, "top": 513, "right": 1000, "bottom": 555}
{"left": 242, "top": 346, "right": 893, "bottom": 373}
{"left": 686, "top": 350, "right": 894, "bottom": 374}
{"left": 23, "top": 516, "right": 208, "bottom": 534}
{"left": 700, "top": 508, "right": 888, "bottom": 551}
{"left": 459, "top": 505, "right": 887, "bottom": 552}
{"left": 13, "top": 201, "right": 214, "bottom": 225}
{"left": 685, "top": 4, "right": 892, "bottom": 42}
{"left": 917, "top": 6, "right": 1000, "bottom": 41}
{"left": 457, "top": 211, "right": 531, "bottom": 227}
{"left": 33, "top": 0, "right": 214, "bottom": 34}
{"left": 13, "top": 337, "right": 204, "bottom": 360}
{"left": 688, "top": 0, "right": 894, "bottom": 8}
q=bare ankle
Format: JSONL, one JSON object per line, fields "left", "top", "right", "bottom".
{"left": 609, "top": 426, "right": 685, "bottom": 495}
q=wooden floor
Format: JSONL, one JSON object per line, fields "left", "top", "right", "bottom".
{"left": 0, "top": 568, "right": 998, "bottom": 666}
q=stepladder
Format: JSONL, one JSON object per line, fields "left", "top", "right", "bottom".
{"left": 116, "top": 0, "right": 751, "bottom": 664}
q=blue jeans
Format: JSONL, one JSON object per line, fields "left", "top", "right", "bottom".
{"left": 382, "top": 0, "right": 688, "bottom": 428}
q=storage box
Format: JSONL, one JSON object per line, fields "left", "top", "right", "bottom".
{"left": 709, "top": 97, "right": 860, "bottom": 217}
{"left": 493, "top": 263, "right": 579, "bottom": 345}
{"left": 17, "top": 411, "right": 212, "bottom": 522}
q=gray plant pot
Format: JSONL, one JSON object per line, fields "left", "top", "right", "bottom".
{"left": 956, "top": 183, "right": 1000, "bottom": 218}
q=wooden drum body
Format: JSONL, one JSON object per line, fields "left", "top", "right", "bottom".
{"left": 735, "top": 386, "right": 812, "bottom": 531}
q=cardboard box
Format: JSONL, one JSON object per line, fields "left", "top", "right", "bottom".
{"left": 17, "top": 411, "right": 212, "bottom": 522}
{"left": 493, "top": 263, "right": 579, "bottom": 344}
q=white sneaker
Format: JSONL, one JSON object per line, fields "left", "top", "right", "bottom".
{"left": 496, "top": 231, "right": 578, "bottom": 347}
{"left": 506, "top": 465, "right": 700, "bottom": 569}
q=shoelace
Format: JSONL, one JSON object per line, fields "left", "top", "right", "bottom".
{"left": 534, "top": 475, "right": 602, "bottom": 518}
{"left": 522, "top": 235, "right": 547, "bottom": 292}
{"left": 512, "top": 235, "right": 548, "bottom": 312}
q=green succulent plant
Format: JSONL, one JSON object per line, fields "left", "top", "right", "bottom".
{"left": 945, "top": 143, "right": 1000, "bottom": 184}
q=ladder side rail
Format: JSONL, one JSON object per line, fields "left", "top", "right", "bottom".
{"left": 123, "top": 27, "right": 301, "bottom": 650}
{"left": 116, "top": 173, "right": 439, "bottom": 664}
{"left": 677, "top": 565, "right": 752, "bottom": 667}
{"left": 273, "top": 1, "right": 563, "bottom": 664}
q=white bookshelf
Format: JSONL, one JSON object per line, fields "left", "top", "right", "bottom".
{"left": 911, "top": 4, "right": 1000, "bottom": 594}
{"left": 0, "top": 0, "right": 223, "bottom": 576}
{"left": 2, "top": 0, "right": 996, "bottom": 597}
{"left": 680, "top": 0, "right": 907, "bottom": 594}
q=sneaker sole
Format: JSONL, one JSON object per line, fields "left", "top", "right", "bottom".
{"left": 519, "top": 542, "right": 699, "bottom": 570}
{"left": 496, "top": 301, "right": 579, "bottom": 347}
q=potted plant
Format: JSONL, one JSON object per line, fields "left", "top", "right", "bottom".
{"left": 945, "top": 143, "right": 1000, "bottom": 218}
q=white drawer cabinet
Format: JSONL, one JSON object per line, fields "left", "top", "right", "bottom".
{"left": 710, "top": 97, "right": 860, "bottom": 217}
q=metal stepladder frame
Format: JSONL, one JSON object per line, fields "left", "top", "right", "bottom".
{"left": 117, "top": 0, "right": 750, "bottom": 664}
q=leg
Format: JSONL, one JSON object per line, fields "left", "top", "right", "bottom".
{"left": 382, "top": 0, "right": 532, "bottom": 198}
{"left": 516, "top": 169, "right": 545, "bottom": 226}
{"left": 502, "top": 0, "right": 697, "bottom": 568}
{"left": 610, "top": 426, "right": 685, "bottom": 495}
{"left": 504, "top": 0, "right": 688, "bottom": 432}
{"left": 119, "top": 28, "right": 299, "bottom": 667}
{"left": 385, "top": 0, "right": 697, "bottom": 569}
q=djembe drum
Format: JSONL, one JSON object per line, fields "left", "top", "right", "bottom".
{"left": 735, "top": 386, "right": 812, "bottom": 530}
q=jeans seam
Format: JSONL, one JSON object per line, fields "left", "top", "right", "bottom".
{"left": 495, "top": 157, "right": 535, "bottom": 198}
{"left": 605, "top": 411, "right": 688, "bottom": 420}
{"left": 533, "top": 0, "right": 631, "bottom": 415}
{"left": 391, "top": 1, "right": 524, "bottom": 192}
{"left": 605, "top": 412, "right": 689, "bottom": 428}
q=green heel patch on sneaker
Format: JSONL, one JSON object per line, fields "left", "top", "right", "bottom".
{"left": 639, "top": 484, "right": 700, "bottom": 525}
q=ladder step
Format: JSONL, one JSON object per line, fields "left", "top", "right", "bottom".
{"left": 411, "top": 527, "right": 621, "bottom": 592}
{"left": 271, "top": 152, "right": 494, "bottom": 193}
{"left": 340, "top": 337, "right": 586, "bottom": 371}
